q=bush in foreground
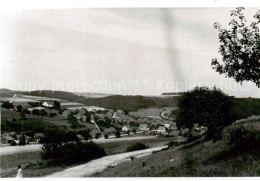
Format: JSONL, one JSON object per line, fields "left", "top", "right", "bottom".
{"left": 41, "top": 141, "right": 107, "bottom": 166}
{"left": 126, "top": 142, "right": 148, "bottom": 152}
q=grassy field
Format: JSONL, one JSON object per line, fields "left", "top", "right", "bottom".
{"left": 230, "top": 98, "right": 260, "bottom": 121}
{"left": 129, "top": 107, "right": 173, "bottom": 118}
{"left": 94, "top": 117, "right": 260, "bottom": 177}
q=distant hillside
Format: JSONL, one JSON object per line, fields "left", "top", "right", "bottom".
{"left": 162, "top": 92, "right": 185, "bottom": 96}
{"left": 24, "top": 90, "right": 178, "bottom": 111}
{"left": 0, "top": 88, "right": 22, "bottom": 97}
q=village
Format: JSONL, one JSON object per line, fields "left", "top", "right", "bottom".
{"left": 0, "top": 93, "right": 206, "bottom": 147}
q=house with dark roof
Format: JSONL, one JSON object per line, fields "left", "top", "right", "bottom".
{"left": 90, "top": 129, "right": 102, "bottom": 138}
{"left": 104, "top": 127, "right": 116, "bottom": 136}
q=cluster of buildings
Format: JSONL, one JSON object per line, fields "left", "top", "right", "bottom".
{"left": 1, "top": 132, "right": 44, "bottom": 146}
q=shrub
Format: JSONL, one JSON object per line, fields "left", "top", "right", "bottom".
{"left": 95, "top": 133, "right": 102, "bottom": 139}
{"left": 10, "top": 140, "right": 17, "bottom": 146}
{"left": 78, "top": 130, "right": 92, "bottom": 140}
{"left": 32, "top": 109, "right": 41, "bottom": 116}
{"left": 16, "top": 105, "right": 23, "bottom": 112}
{"left": 126, "top": 142, "right": 148, "bottom": 152}
{"left": 227, "top": 125, "right": 260, "bottom": 153}
{"left": 40, "top": 129, "right": 78, "bottom": 151}
{"left": 19, "top": 134, "right": 26, "bottom": 145}
{"left": 176, "top": 86, "right": 233, "bottom": 139}
{"left": 115, "top": 131, "right": 121, "bottom": 138}
{"left": 104, "top": 134, "right": 108, "bottom": 139}
{"left": 1, "top": 101, "right": 14, "bottom": 109}
{"left": 23, "top": 108, "right": 30, "bottom": 114}
{"left": 49, "top": 113, "right": 57, "bottom": 117}
{"left": 41, "top": 141, "right": 106, "bottom": 166}
{"left": 167, "top": 141, "right": 180, "bottom": 148}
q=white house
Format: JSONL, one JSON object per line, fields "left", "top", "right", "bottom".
{"left": 157, "top": 126, "right": 166, "bottom": 133}
{"left": 164, "top": 124, "right": 171, "bottom": 129}
{"left": 122, "top": 126, "right": 129, "bottom": 132}
{"left": 42, "top": 101, "right": 53, "bottom": 107}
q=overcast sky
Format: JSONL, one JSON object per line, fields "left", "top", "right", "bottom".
{"left": 0, "top": 8, "right": 259, "bottom": 97}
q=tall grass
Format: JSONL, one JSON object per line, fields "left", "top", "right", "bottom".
{"left": 160, "top": 118, "right": 260, "bottom": 176}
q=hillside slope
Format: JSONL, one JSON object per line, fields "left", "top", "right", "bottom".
{"left": 24, "top": 90, "right": 178, "bottom": 111}
{"left": 94, "top": 115, "right": 260, "bottom": 177}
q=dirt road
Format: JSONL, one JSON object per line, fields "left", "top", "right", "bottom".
{"left": 46, "top": 145, "right": 166, "bottom": 177}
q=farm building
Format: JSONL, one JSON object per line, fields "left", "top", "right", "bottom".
{"left": 139, "top": 124, "right": 150, "bottom": 132}
{"left": 164, "top": 124, "right": 171, "bottom": 129}
{"left": 122, "top": 126, "right": 129, "bottom": 132}
{"left": 104, "top": 127, "right": 116, "bottom": 136}
{"left": 42, "top": 101, "right": 53, "bottom": 107}
{"left": 2, "top": 135, "right": 15, "bottom": 144}
{"left": 157, "top": 126, "right": 166, "bottom": 133}
{"left": 90, "top": 129, "right": 102, "bottom": 138}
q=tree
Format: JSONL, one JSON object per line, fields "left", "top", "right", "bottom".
{"left": 68, "top": 114, "right": 79, "bottom": 128}
{"left": 176, "top": 86, "right": 233, "bottom": 139}
{"left": 41, "top": 109, "right": 48, "bottom": 116}
{"left": 40, "top": 129, "right": 78, "bottom": 151}
{"left": 23, "top": 108, "right": 30, "bottom": 114}
{"left": 211, "top": 7, "right": 260, "bottom": 87}
{"left": 85, "top": 110, "right": 91, "bottom": 122}
{"left": 32, "top": 109, "right": 41, "bottom": 115}
{"left": 19, "top": 133, "right": 26, "bottom": 146}
{"left": 16, "top": 105, "right": 23, "bottom": 112}
{"left": 1, "top": 101, "right": 14, "bottom": 109}
{"left": 53, "top": 101, "right": 61, "bottom": 108}
{"left": 115, "top": 131, "right": 121, "bottom": 138}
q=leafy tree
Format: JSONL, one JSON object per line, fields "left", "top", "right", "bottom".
{"left": 104, "top": 134, "right": 108, "bottom": 139}
{"left": 85, "top": 110, "right": 91, "bottom": 122}
{"left": 49, "top": 112, "right": 57, "bottom": 117}
{"left": 176, "top": 86, "right": 233, "bottom": 139}
{"left": 32, "top": 109, "right": 41, "bottom": 115}
{"left": 23, "top": 108, "right": 30, "bottom": 114}
{"left": 16, "top": 105, "right": 23, "bottom": 112}
{"left": 115, "top": 131, "right": 121, "bottom": 138}
{"left": 68, "top": 113, "right": 80, "bottom": 128}
{"left": 126, "top": 142, "right": 148, "bottom": 152}
{"left": 53, "top": 101, "right": 61, "bottom": 108}
{"left": 78, "top": 130, "right": 92, "bottom": 140}
{"left": 126, "top": 130, "right": 130, "bottom": 135}
{"left": 40, "top": 129, "right": 78, "bottom": 151}
{"left": 19, "top": 133, "right": 26, "bottom": 145}
{"left": 211, "top": 7, "right": 260, "bottom": 87}
{"left": 132, "top": 128, "right": 136, "bottom": 134}
{"left": 95, "top": 133, "right": 102, "bottom": 139}
{"left": 1, "top": 101, "right": 14, "bottom": 109}
{"left": 41, "top": 109, "right": 48, "bottom": 116}
{"left": 123, "top": 110, "right": 129, "bottom": 115}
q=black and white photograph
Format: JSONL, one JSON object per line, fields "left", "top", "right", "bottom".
{"left": 0, "top": 1, "right": 260, "bottom": 178}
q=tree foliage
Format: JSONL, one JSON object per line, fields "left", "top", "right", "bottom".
{"left": 211, "top": 7, "right": 260, "bottom": 87}
{"left": 16, "top": 105, "right": 23, "bottom": 112}
{"left": 39, "top": 129, "right": 78, "bottom": 151}
{"left": 176, "top": 87, "right": 233, "bottom": 139}
{"left": 1, "top": 101, "right": 14, "bottom": 109}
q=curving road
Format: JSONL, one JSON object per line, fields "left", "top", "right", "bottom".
{"left": 46, "top": 145, "right": 166, "bottom": 177}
